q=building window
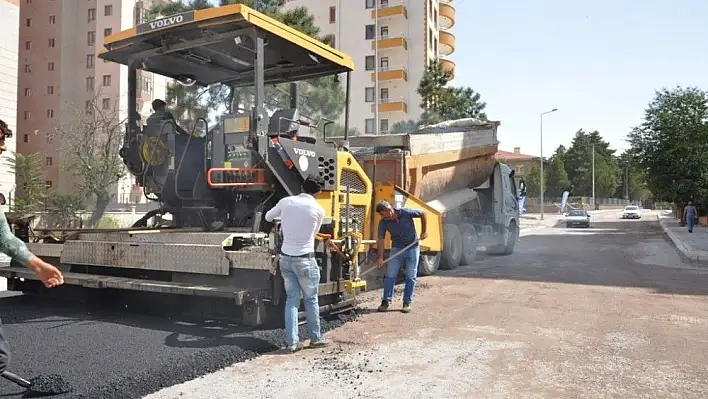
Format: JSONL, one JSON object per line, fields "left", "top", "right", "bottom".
{"left": 365, "top": 55, "right": 375, "bottom": 71}
{"left": 365, "top": 87, "right": 374, "bottom": 102}
{"left": 45, "top": 157, "right": 52, "bottom": 166}
{"left": 45, "top": 181, "right": 52, "bottom": 189}
{"left": 48, "top": 38, "right": 55, "bottom": 48}
{"left": 102, "top": 75, "right": 111, "bottom": 86}
{"left": 24, "top": 111, "right": 30, "bottom": 120}
{"left": 47, "top": 86, "right": 54, "bottom": 95}
{"left": 25, "top": 18, "right": 31, "bottom": 27}
{"left": 380, "top": 26, "right": 389, "bottom": 39}
{"left": 380, "top": 87, "right": 389, "bottom": 100}
{"left": 380, "top": 119, "right": 389, "bottom": 133}
{"left": 365, "top": 118, "right": 375, "bottom": 134}
{"left": 329, "top": 6, "right": 336, "bottom": 23}
{"left": 380, "top": 56, "right": 389, "bottom": 70}
{"left": 86, "top": 76, "right": 94, "bottom": 91}
{"left": 24, "top": 64, "right": 31, "bottom": 73}
{"left": 24, "top": 88, "right": 31, "bottom": 97}
{"left": 104, "top": 28, "right": 112, "bottom": 37}
{"left": 88, "top": 31, "right": 95, "bottom": 45}
{"left": 88, "top": 8, "right": 96, "bottom": 22}
{"left": 48, "top": 62, "right": 55, "bottom": 71}
{"left": 365, "top": 25, "right": 375, "bottom": 40}
{"left": 365, "top": 0, "right": 375, "bottom": 9}
{"left": 104, "top": 5, "right": 113, "bottom": 16}
{"left": 46, "top": 109, "right": 54, "bottom": 118}
{"left": 23, "top": 134, "right": 28, "bottom": 143}
{"left": 102, "top": 98, "right": 110, "bottom": 109}
{"left": 86, "top": 54, "right": 94, "bottom": 68}
{"left": 49, "top": 15, "right": 56, "bottom": 24}
{"left": 85, "top": 101, "right": 93, "bottom": 115}
{"left": 25, "top": 41, "right": 31, "bottom": 50}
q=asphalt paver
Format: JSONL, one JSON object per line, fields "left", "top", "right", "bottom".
{"left": 0, "top": 292, "right": 357, "bottom": 399}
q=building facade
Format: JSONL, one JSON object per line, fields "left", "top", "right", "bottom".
{"left": 0, "top": 0, "right": 19, "bottom": 213}
{"left": 283, "top": 0, "right": 456, "bottom": 135}
{"left": 16, "top": 0, "right": 167, "bottom": 205}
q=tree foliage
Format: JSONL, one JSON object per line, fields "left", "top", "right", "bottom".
{"left": 148, "top": 0, "right": 345, "bottom": 128}
{"left": 5, "top": 152, "right": 48, "bottom": 215}
{"left": 627, "top": 86, "right": 708, "bottom": 210}
{"left": 525, "top": 164, "right": 542, "bottom": 197}
{"left": 55, "top": 91, "right": 126, "bottom": 227}
{"left": 544, "top": 146, "right": 569, "bottom": 198}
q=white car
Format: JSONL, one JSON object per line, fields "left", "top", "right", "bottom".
{"left": 565, "top": 210, "right": 591, "bottom": 228}
{"left": 622, "top": 205, "right": 641, "bottom": 219}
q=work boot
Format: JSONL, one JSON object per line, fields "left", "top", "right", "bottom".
{"left": 308, "top": 339, "right": 330, "bottom": 349}
{"left": 377, "top": 300, "right": 389, "bottom": 312}
{"left": 401, "top": 303, "right": 411, "bottom": 313}
{"left": 285, "top": 343, "right": 303, "bottom": 353}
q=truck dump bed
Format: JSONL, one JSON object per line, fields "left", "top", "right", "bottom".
{"left": 338, "top": 118, "right": 500, "bottom": 202}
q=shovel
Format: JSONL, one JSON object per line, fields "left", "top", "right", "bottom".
{"left": 2, "top": 370, "right": 72, "bottom": 396}
{"left": 360, "top": 239, "right": 421, "bottom": 278}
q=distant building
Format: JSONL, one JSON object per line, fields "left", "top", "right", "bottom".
{"left": 494, "top": 147, "right": 546, "bottom": 179}
{"left": 0, "top": 0, "right": 19, "bottom": 212}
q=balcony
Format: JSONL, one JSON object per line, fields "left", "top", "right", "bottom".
{"left": 372, "top": 97, "right": 408, "bottom": 113}
{"left": 441, "top": 59, "right": 456, "bottom": 79}
{"left": 439, "top": 3, "right": 455, "bottom": 30}
{"left": 372, "top": 34, "right": 408, "bottom": 50}
{"left": 370, "top": 65, "right": 408, "bottom": 82}
{"left": 439, "top": 31, "right": 455, "bottom": 56}
{"left": 371, "top": 0, "right": 407, "bottom": 19}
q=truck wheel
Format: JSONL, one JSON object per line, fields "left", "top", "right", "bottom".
{"left": 418, "top": 253, "right": 441, "bottom": 276}
{"left": 458, "top": 223, "right": 478, "bottom": 265}
{"left": 440, "top": 224, "right": 463, "bottom": 270}
{"left": 502, "top": 220, "right": 519, "bottom": 255}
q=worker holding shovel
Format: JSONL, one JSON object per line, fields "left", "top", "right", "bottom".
{"left": 374, "top": 200, "right": 428, "bottom": 314}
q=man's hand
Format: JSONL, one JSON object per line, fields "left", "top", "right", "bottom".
{"left": 420, "top": 232, "right": 428, "bottom": 240}
{"left": 376, "top": 258, "right": 385, "bottom": 269}
{"left": 27, "top": 256, "right": 64, "bottom": 288}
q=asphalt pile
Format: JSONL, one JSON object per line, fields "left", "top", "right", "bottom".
{"left": 307, "top": 346, "right": 384, "bottom": 396}
{"left": 0, "top": 295, "right": 360, "bottom": 399}
{"left": 28, "top": 374, "right": 72, "bottom": 396}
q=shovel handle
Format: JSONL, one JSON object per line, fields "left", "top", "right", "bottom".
{"left": 2, "top": 371, "right": 31, "bottom": 388}
{"left": 361, "top": 239, "right": 420, "bottom": 277}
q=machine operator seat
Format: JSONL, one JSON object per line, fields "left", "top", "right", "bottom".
{"left": 267, "top": 109, "right": 317, "bottom": 144}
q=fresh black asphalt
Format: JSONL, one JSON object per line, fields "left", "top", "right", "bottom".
{"left": 0, "top": 292, "right": 356, "bottom": 398}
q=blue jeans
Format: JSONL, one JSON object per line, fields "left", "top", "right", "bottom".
{"left": 382, "top": 245, "right": 420, "bottom": 304}
{"left": 279, "top": 255, "right": 322, "bottom": 347}
{"left": 687, "top": 216, "right": 695, "bottom": 232}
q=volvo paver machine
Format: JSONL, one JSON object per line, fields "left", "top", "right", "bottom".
{"left": 0, "top": 4, "right": 443, "bottom": 325}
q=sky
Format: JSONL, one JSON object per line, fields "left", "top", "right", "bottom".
{"left": 452, "top": 0, "right": 708, "bottom": 157}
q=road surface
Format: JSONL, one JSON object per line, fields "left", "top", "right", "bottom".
{"left": 147, "top": 210, "right": 708, "bottom": 398}
{"left": 1, "top": 210, "right": 707, "bottom": 398}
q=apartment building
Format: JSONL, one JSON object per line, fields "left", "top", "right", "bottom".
{"left": 16, "top": 0, "right": 167, "bottom": 205}
{"left": 0, "top": 0, "right": 19, "bottom": 212}
{"left": 283, "top": 0, "right": 456, "bottom": 135}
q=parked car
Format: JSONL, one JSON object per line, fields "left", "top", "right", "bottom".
{"left": 565, "top": 209, "right": 591, "bottom": 228}
{"left": 622, "top": 205, "right": 641, "bottom": 219}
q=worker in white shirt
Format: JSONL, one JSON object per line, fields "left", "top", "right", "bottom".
{"left": 265, "top": 174, "right": 329, "bottom": 352}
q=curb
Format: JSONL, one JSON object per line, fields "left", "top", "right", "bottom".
{"left": 657, "top": 215, "right": 708, "bottom": 266}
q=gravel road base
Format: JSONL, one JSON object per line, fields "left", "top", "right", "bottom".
{"left": 147, "top": 211, "right": 708, "bottom": 399}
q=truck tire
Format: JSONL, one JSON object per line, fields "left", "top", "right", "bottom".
{"left": 418, "top": 253, "right": 441, "bottom": 276}
{"left": 486, "top": 220, "right": 519, "bottom": 255}
{"left": 458, "top": 223, "right": 478, "bottom": 265}
{"left": 440, "top": 224, "right": 463, "bottom": 270}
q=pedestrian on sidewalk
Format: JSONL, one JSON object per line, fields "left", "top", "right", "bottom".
{"left": 518, "top": 177, "right": 527, "bottom": 215}
{"left": 265, "top": 175, "right": 329, "bottom": 352}
{"left": 0, "top": 120, "right": 64, "bottom": 374}
{"left": 684, "top": 200, "right": 697, "bottom": 233}
{"left": 375, "top": 200, "right": 428, "bottom": 314}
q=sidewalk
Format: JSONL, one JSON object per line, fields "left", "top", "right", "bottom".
{"left": 658, "top": 213, "right": 708, "bottom": 265}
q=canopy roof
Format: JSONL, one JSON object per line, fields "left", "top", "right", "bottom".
{"left": 98, "top": 4, "right": 354, "bottom": 88}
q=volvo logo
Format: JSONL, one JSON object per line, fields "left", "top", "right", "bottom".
{"left": 137, "top": 12, "right": 195, "bottom": 34}
{"left": 293, "top": 148, "right": 316, "bottom": 157}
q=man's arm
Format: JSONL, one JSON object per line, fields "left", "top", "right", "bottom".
{"left": 264, "top": 199, "right": 285, "bottom": 222}
{"left": 377, "top": 222, "right": 387, "bottom": 262}
{"left": 404, "top": 208, "right": 428, "bottom": 238}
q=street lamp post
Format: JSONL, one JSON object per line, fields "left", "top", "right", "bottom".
{"left": 539, "top": 108, "right": 558, "bottom": 220}
{"left": 591, "top": 142, "right": 595, "bottom": 209}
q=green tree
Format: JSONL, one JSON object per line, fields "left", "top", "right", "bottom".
{"left": 390, "top": 119, "right": 420, "bottom": 133}
{"left": 594, "top": 154, "right": 618, "bottom": 198}
{"left": 445, "top": 87, "right": 487, "bottom": 120}
{"left": 563, "top": 129, "right": 617, "bottom": 197}
{"left": 148, "top": 0, "right": 345, "bottom": 128}
{"left": 5, "top": 152, "right": 49, "bottom": 215}
{"left": 545, "top": 147, "right": 570, "bottom": 198}
{"left": 417, "top": 59, "right": 487, "bottom": 123}
{"left": 627, "top": 86, "right": 708, "bottom": 210}
{"left": 525, "top": 164, "right": 542, "bottom": 197}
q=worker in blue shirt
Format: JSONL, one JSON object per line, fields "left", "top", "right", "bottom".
{"left": 375, "top": 200, "right": 428, "bottom": 313}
